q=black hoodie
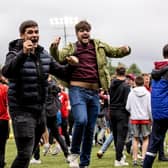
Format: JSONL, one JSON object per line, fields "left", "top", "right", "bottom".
{"left": 109, "top": 78, "right": 130, "bottom": 114}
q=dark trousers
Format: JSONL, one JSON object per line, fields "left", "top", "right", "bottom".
{"left": 46, "top": 116, "right": 69, "bottom": 157}
{"left": 143, "top": 119, "right": 168, "bottom": 168}
{"left": 110, "top": 113, "right": 129, "bottom": 161}
{"left": 158, "top": 133, "right": 166, "bottom": 158}
{"left": 0, "top": 120, "right": 9, "bottom": 168}
{"left": 68, "top": 110, "right": 74, "bottom": 136}
{"left": 33, "top": 145, "right": 40, "bottom": 160}
{"left": 61, "top": 117, "right": 70, "bottom": 147}
{"left": 10, "top": 113, "right": 45, "bottom": 168}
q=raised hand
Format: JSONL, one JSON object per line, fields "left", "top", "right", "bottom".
{"left": 23, "top": 40, "right": 35, "bottom": 54}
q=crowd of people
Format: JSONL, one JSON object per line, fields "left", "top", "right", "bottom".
{"left": 0, "top": 19, "right": 168, "bottom": 168}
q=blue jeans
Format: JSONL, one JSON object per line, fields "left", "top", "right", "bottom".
{"left": 69, "top": 86, "right": 100, "bottom": 166}
{"left": 101, "top": 133, "right": 113, "bottom": 153}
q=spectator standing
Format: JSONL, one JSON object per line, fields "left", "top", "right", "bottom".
{"left": 142, "top": 73, "right": 151, "bottom": 92}
{"left": 126, "top": 75, "right": 152, "bottom": 166}
{"left": 109, "top": 66, "right": 130, "bottom": 167}
{"left": 126, "top": 73, "right": 135, "bottom": 88}
{"left": 125, "top": 73, "right": 135, "bottom": 154}
{"left": 143, "top": 44, "right": 168, "bottom": 168}
{"left": 142, "top": 73, "right": 168, "bottom": 161}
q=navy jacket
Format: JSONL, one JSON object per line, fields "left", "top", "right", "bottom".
{"left": 2, "top": 39, "right": 69, "bottom": 115}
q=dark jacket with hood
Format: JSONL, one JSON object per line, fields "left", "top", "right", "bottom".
{"left": 109, "top": 78, "right": 130, "bottom": 116}
{"left": 151, "top": 60, "right": 168, "bottom": 120}
{"left": 45, "top": 79, "right": 61, "bottom": 117}
{"left": 2, "top": 39, "right": 69, "bottom": 116}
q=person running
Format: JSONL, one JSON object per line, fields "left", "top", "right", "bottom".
{"left": 45, "top": 76, "right": 69, "bottom": 159}
{"left": 59, "top": 84, "right": 71, "bottom": 148}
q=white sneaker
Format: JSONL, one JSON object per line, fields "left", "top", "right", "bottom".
{"left": 30, "top": 158, "right": 42, "bottom": 164}
{"left": 67, "top": 154, "right": 79, "bottom": 168}
{"left": 122, "top": 154, "right": 126, "bottom": 160}
{"left": 114, "top": 159, "right": 129, "bottom": 167}
{"left": 43, "top": 143, "right": 50, "bottom": 156}
{"left": 137, "top": 154, "right": 143, "bottom": 159}
{"left": 51, "top": 144, "right": 62, "bottom": 155}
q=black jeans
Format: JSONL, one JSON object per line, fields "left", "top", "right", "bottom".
{"left": 33, "top": 145, "right": 40, "bottom": 160}
{"left": 61, "top": 117, "right": 70, "bottom": 147}
{"left": 10, "top": 113, "right": 45, "bottom": 168}
{"left": 0, "top": 120, "right": 9, "bottom": 168}
{"left": 110, "top": 113, "right": 129, "bottom": 161}
{"left": 46, "top": 116, "right": 69, "bottom": 157}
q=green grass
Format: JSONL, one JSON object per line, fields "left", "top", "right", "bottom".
{"left": 5, "top": 138, "right": 168, "bottom": 168}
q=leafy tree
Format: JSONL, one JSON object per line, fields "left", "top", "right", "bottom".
{"left": 127, "top": 63, "right": 141, "bottom": 75}
{"left": 107, "top": 61, "right": 116, "bottom": 75}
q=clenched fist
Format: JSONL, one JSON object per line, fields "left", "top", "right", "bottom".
{"left": 23, "top": 40, "right": 35, "bottom": 54}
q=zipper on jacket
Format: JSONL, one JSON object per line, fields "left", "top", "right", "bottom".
{"left": 35, "top": 54, "right": 44, "bottom": 103}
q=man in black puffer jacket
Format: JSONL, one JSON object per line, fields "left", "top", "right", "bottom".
{"left": 2, "top": 20, "right": 70, "bottom": 168}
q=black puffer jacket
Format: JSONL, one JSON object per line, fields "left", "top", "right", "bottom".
{"left": 2, "top": 39, "right": 69, "bottom": 114}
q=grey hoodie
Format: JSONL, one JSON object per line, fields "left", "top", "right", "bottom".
{"left": 126, "top": 86, "right": 152, "bottom": 120}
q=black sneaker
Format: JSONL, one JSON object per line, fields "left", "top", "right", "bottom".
{"left": 158, "top": 156, "right": 168, "bottom": 161}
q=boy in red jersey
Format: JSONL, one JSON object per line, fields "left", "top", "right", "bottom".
{"left": 59, "top": 84, "right": 71, "bottom": 147}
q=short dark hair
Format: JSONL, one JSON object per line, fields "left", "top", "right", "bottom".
{"left": 75, "top": 20, "right": 91, "bottom": 33}
{"left": 163, "top": 44, "right": 168, "bottom": 58}
{"left": 19, "top": 20, "right": 38, "bottom": 34}
{"left": 135, "top": 75, "right": 144, "bottom": 86}
{"left": 116, "top": 66, "right": 126, "bottom": 76}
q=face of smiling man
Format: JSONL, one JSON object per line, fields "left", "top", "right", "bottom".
{"left": 76, "top": 28, "right": 91, "bottom": 45}
{"left": 21, "top": 26, "right": 39, "bottom": 48}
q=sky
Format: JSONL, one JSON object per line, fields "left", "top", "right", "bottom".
{"left": 1, "top": 0, "right": 168, "bottom": 73}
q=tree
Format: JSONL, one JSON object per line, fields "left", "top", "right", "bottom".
{"left": 106, "top": 59, "right": 142, "bottom": 76}
{"left": 107, "top": 61, "right": 116, "bottom": 75}
{"left": 127, "top": 63, "right": 141, "bottom": 75}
